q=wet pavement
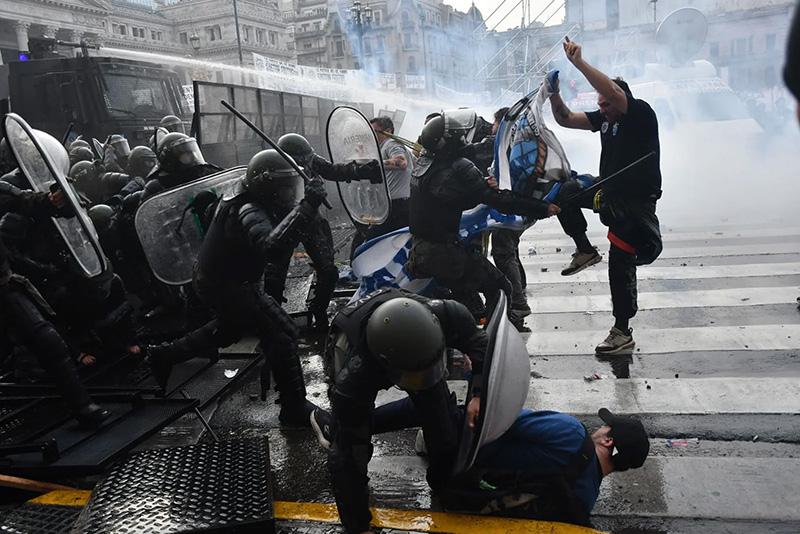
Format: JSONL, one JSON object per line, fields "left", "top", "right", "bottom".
{"left": 140, "top": 221, "right": 800, "bottom": 533}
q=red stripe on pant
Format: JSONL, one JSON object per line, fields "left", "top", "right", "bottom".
{"left": 607, "top": 230, "right": 636, "bottom": 255}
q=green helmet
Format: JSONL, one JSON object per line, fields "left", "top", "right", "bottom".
{"left": 156, "top": 132, "right": 206, "bottom": 173}
{"left": 277, "top": 133, "right": 314, "bottom": 166}
{"left": 243, "top": 149, "right": 303, "bottom": 210}
{"left": 159, "top": 114, "right": 185, "bottom": 134}
{"left": 127, "top": 146, "right": 157, "bottom": 178}
{"left": 108, "top": 134, "right": 131, "bottom": 161}
{"left": 366, "top": 297, "right": 446, "bottom": 391}
{"left": 88, "top": 204, "right": 114, "bottom": 231}
{"left": 70, "top": 160, "right": 102, "bottom": 203}
{"left": 69, "top": 139, "right": 91, "bottom": 151}
{"left": 69, "top": 146, "right": 94, "bottom": 167}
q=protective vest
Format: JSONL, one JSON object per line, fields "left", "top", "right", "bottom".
{"left": 409, "top": 156, "right": 476, "bottom": 243}
{"left": 329, "top": 287, "right": 400, "bottom": 356}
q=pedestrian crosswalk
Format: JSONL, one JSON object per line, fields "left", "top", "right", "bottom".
{"left": 517, "top": 221, "right": 800, "bottom": 527}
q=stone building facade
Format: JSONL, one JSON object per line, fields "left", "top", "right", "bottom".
{"left": 0, "top": 0, "right": 295, "bottom": 67}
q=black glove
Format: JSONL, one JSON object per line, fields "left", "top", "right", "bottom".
{"left": 303, "top": 178, "right": 327, "bottom": 208}
{"left": 357, "top": 159, "right": 382, "bottom": 184}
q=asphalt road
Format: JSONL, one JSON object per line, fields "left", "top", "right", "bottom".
{"left": 157, "top": 220, "right": 800, "bottom": 533}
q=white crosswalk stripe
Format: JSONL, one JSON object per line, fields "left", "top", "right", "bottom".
{"left": 516, "top": 223, "right": 800, "bottom": 525}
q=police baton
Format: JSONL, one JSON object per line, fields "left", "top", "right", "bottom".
{"left": 560, "top": 151, "right": 656, "bottom": 206}
{"left": 220, "top": 100, "right": 333, "bottom": 210}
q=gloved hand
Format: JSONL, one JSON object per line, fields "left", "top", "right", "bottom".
{"left": 357, "top": 159, "right": 382, "bottom": 184}
{"left": 303, "top": 178, "right": 327, "bottom": 208}
{"left": 545, "top": 69, "right": 560, "bottom": 94}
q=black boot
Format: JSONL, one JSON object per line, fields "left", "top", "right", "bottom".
{"left": 76, "top": 403, "right": 112, "bottom": 429}
{"left": 269, "top": 346, "right": 315, "bottom": 427}
{"left": 32, "top": 324, "right": 111, "bottom": 427}
{"left": 146, "top": 344, "right": 174, "bottom": 392}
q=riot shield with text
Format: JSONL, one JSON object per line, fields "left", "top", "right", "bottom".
{"left": 325, "top": 106, "right": 389, "bottom": 226}
{"left": 2, "top": 113, "right": 106, "bottom": 278}
{"left": 452, "top": 292, "right": 530, "bottom": 475}
{"left": 135, "top": 167, "right": 246, "bottom": 285}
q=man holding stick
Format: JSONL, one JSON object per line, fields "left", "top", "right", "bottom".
{"left": 550, "top": 37, "right": 663, "bottom": 354}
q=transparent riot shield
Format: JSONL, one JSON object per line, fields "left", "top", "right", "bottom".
{"left": 135, "top": 167, "right": 246, "bottom": 285}
{"left": 325, "top": 106, "right": 389, "bottom": 226}
{"left": 452, "top": 291, "right": 531, "bottom": 475}
{"left": 2, "top": 113, "right": 106, "bottom": 278}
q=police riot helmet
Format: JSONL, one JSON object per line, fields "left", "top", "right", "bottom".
{"left": 418, "top": 109, "right": 478, "bottom": 154}
{"left": 366, "top": 297, "right": 447, "bottom": 391}
{"left": 156, "top": 132, "right": 206, "bottom": 173}
{"left": 69, "top": 138, "right": 91, "bottom": 151}
{"left": 277, "top": 133, "right": 314, "bottom": 167}
{"left": 88, "top": 204, "right": 114, "bottom": 232}
{"left": 108, "top": 134, "right": 131, "bottom": 157}
{"left": 101, "top": 172, "right": 131, "bottom": 197}
{"left": 69, "top": 146, "right": 95, "bottom": 167}
{"left": 159, "top": 115, "right": 185, "bottom": 134}
{"left": 70, "top": 160, "right": 101, "bottom": 202}
{"left": 127, "top": 146, "right": 158, "bottom": 178}
{"left": 242, "top": 149, "right": 304, "bottom": 210}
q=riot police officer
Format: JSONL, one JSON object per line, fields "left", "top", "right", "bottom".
{"left": 147, "top": 149, "right": 326, "bottom": 426}
{"left": 127, "top": 145, "right": 158, "bottom": 180}
{"left": 0, "top": 181, "right": 109, "bottom": 427}
{"left": 159, "top": 114, "right": 186, "bottom": 134}
{"left": 407, "top": 109, "right": 560, "bottom": 318}
{"left": 145, "top": 132, "right": 220, "bottom": 194}
{"left": 268, "top": 133, "right": 380, "bottom": 331}
{"left": 315, "top": 288, "right": 489, "bottom": 534}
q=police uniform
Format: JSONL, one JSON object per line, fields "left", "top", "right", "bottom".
{"left": 326, "top": 288, "right": 488, "bottom": 534}
{"left": 407, "top": 150, "right": 551, "bottom": 317}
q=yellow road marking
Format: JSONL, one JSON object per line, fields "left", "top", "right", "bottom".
{"left": 25, "top": 493, "right": 605, "bottom": 533}
{"left": 274, "top": 501, "right": 606, "bottom": 533}
{"left": 28, "top": 490, "right": 92, "bottom": 507}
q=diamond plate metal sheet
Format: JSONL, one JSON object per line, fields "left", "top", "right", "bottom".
{"left": 71, "top": 438, "right": 275, "bottom": 534}
{"left": 0, "top": 504, "right": 80, "bottom": 534}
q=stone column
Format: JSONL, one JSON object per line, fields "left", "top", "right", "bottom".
{"left": 67, "top": 29, "right": 83, "bottom": 56}
{"left": 14, "top": 21, "right": 31, "bottom": 52}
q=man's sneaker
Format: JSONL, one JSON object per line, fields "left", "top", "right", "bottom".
{"left": 561, "top": 248, "right": 602, "bottom": 276}
{"left": 310, "top": 408, "right": 332, "bottom": 449}
{"left": 595, "top": 327, "right": 635, "bottom": 354}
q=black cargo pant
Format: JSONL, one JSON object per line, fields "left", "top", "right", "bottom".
{"left": 490, "top": 228, "right": 528, "bottom": 312}
{"left": 557, "top": 193, "right": 642, "bottom": 322}
{"left": 159, "top": 279, "right": 307, "bottom": 403}
{"left": 265, "top": 215, "right": 338, "bottom": 318}
{"left": 1, "top": 278, "right": 92, "bottom": 413}
{"left": 328, "top": 349, "right": 458, "bottom": 534}
{"left": 405, "top": 237, "right": 511, "bottom": 319}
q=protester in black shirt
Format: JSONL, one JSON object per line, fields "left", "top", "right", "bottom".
{"left": 549, "top": 38, "right": 663, "bottom": 354}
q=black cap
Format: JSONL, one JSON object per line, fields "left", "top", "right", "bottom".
{"left": 598, "top": 408, "right": 649, "bottom": 472}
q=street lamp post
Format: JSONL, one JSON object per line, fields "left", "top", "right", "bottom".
{"left": 348, "top": 1, "right": 372, "bottom": 69}
{"left": 419, "top": 14, "right": 429, "bottom": 95}
{"left": 232, "top": 0, "right": 244, "bottom": 66}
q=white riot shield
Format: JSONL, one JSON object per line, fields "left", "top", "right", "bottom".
{"left": 453, "top": 292, "right": 530, "bottom": 475}
{"left": 135, "top": 166, "right": 246, "bottom": 285}
{"left": 326, "top": 106, "right": 389, "bottom": 225}
{"left": 3, "top": 113, "right": 106, "bottom": 278}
